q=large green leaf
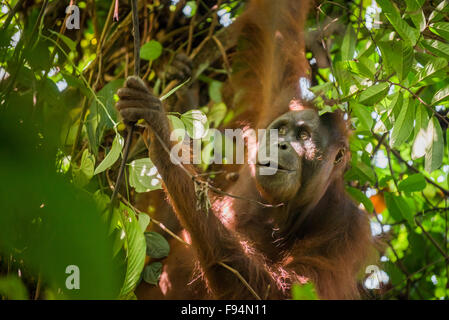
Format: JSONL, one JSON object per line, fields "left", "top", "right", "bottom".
{"left": 405, "top": 0, "right": 425, "bottom": 11}
{"left": 359, "top": 83, "right": 389, "bottom": 105}
{"left": 431, "top": 85, "right": 449, "bottom": 105}
{"left": 352, "top": 103, "right": 373, "bottom": 130}
{"left": 72, "top": 149, "right": 95, "bottom": 187}
{"left": 390, "top": 97, "right": 415, "bottom": 147}
{"left": 129, "top": 158, "right": 162, "bottom": 193}
{"left": 411, "top": 104, "right": 429, "bottom": 159}
{"left": 430, "top": 22, "right": 449, "bottom": 41}
{"left": 429, "top": 0, "right": 449, "bottom": 22}
{"left": 341, "top": 25, "right": 356, "bottom": 61}
{"left": 398, "top": 174, "right": 427, "bottom": 192}
{"left": 94, "top": 134, "right": 124, "bottom": 175}
{"left": 48, "top": 29, "right": 77, "bottom": 52}
{"left": 119, "top": 210, "right": 146, "bottom": 298}
{"left": 86, "top": 79, "right": 124, "bottom": 156}
{"left": 384, "top": 193, "right": 413, "bottom": 225}
{"left": 424, "top": 117, "right": 444, "bottom": 173}
{"left": 378, "top": 41, "right": 413, "bottom": 81}
{"left": 412, "top": 57, "right": 447, "bottom": 85}
{"left": 345, "top": 59, "right": 375, "bottom": 79}
{"left": 376, "top": 0, "right": 419, "bottom": 45}
{"left": 421, "top": 39, "right": 449, "bottom": 60}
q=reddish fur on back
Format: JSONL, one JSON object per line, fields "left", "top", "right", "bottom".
{"left": 230, "top": 0, "right": 312, "bottom": 128}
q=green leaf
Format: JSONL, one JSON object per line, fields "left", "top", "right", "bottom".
{"left": 353, "top": 162, "right": 376, "bottom": 184}
{"left": 167, "top": 115, "right": 186, "bottom": 140}
{"left": 413, "top": 57, "right": 447, "bottom": 85}
{"left": 447, "top": 129, "right": 449, "bottom": 167}
{"left": 390, "top": 97, "right": 414, "bottom": 148}
{"left": 138, "top": 213, "right": 151, "bottom": 233}
{"left": 61, "top": 72, "right": 91, "bottom": 98}
{"left": 345, "top": 60, "right": 375, "bottom": 79}
{"left": 376, "top": 0, "right": 419, "bottom": 45}
{"left": 421, "top": 39, "right": 449, "bottom": 60}
{"left": 333, "top": 61, "right": 353, "bottom": 95}
{"left": 94, "top": 134, "right": 124, "bottom": 175}
{"left": 291, "top": 283, "right": 318, "bottom": 300}
{"left": 129, "top": 158, "right": 162, "bottom": 193}
{"left": 48, "top": 29, "right": 77, "bottom": 52}
{"left": 145, "top": 231, "right": 170, "bottom": 259}
{"left": 24, "top": 40, "right": 51, "bottom": 72}
{"left": 398, "top": 174, "right": 427, "bottom": 192}
{"left": 208, "top": 102, "right": 227, "bottom": 127}
{"left": 0, "top": 276, "right": 28, "bottom": 300}
{"left": 341, "top": 25, "right": 356, "bottom": 61}
{"left": 119, "top": 210, "right": 146, "bottom": 298}
{"left": 87, "top": 79, "right": 124, "bottom": 156}
{"left": 140, "top": 40, "right": 163, "bottom": 61}
{"left": 429, "top": 0, "right": 449, "bottom": 22}
{"left": 72, "top": 149, "right": 95, "bottom": 187}
{"left": 359, "top": 83, "right": 389, "bottom": 105}
{"left": 378, "top": 41, "right": 413, "bottom": 81}
{"left": 181, "top": 110, "right": 209, "bottom": 139}
{"left": 405, "top": 0, "right": 425, "bottom": 11}
{"left": 346, "top": 186, "right": 374, "bottom": 213}
{"left": 410, "top": 9, "right": 426, "bottom": 32}
{"left": 432, "top": 85, "right": 449, "bottom": 105}
{"left": 405, "top": 0, "right": 426, "bottom": 32}
{"left": 142, "top": 262, "right": 163, "bottom": 285}
{"left": 425, "top": 117, "right": 444, "bottom": 173}
{"left": 309, "top": 82, "right": 333, "bottom": 95}
{"left": 411, "top": 105, "right": 429, "bottom": 159}
{"left": 352, "top": 103, "right": 373, "bottom": 130}
{"left": 209, "top": 81, "right": 223, "bottom": 103}
{"left": 384, "top": 193, "right": 413, "bottom": 225}
{"left": 430, "top": 22, "right": 449, "bottom": 41}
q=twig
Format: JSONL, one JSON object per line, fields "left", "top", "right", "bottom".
{"left": 110, "top": 0, "right": 140, "bottom": 207}
{"left": 218, "top": 262, "right": 262, "bottom": 300}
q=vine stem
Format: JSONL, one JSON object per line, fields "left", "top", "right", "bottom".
{"left": 110, "top": 0, "right": 140, "bottom": 207}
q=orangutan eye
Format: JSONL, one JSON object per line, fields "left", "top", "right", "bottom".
{"left": 279, "top": 125, "right": 288, "bottom": 136}
{"left": 298, "top": 129, "right": 311, "bottom": 140}
{"left": 334, "top": 148, "right": 346, "bottom": 164}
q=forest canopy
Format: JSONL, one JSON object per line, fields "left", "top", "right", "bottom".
{"left": 0, "top": 0, "right": 449, "bottom": 300}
